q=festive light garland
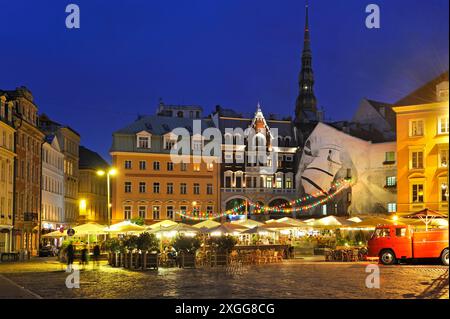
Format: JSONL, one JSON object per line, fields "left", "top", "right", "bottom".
{"left": 175, "top": 179, "right": 352, "bottom": 220}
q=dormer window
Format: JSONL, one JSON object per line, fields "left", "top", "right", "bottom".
{"left": 136, "top": 131, "right": 151, "bottom": 149}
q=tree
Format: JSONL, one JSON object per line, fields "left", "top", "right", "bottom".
{"left": 211, "top": 235, "right": 237, "bottom": 253}
{"left": 130, "top": 216, "right": 145, "bottom": 226}
{"left": 136, "top": 232, "right": 159, "bottom": 252}
{"left": 122, "top": 235, "right": 139, "bottom": 251}
{"left": 172, "top": 235, "right": 201, "bottom": 253}
{"left": 105, "top": 237, "right": 122, "bottom": 253}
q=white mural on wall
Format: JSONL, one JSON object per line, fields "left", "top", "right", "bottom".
{"left": 296, "top": 122, "right": 397, "bottom": 215}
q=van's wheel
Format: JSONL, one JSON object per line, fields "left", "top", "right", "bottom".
{"left": 380, "top": 249, "right": 396, "bottom": 265}
{"left": 441, "top": 248, "right": 449, "bottom": 266}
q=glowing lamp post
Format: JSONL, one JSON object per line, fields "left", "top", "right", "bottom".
{"left": 97, "top": 168, "right": 117, "bottom": 227}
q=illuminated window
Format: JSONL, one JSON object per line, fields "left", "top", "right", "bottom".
{"left": 139, "top": 182, "right": 146, "bottom": 193}
{"left": 387, "top": 203, "right": 397, "bottom": 213}
{"left": 152, "top": 206, "right": 160, "bottom": 220}
{"left": 441, "top": 183, "right": 449, "bottom": 202}
{"left": 266, "top": 177, "right": 272, "bottom": 188}
{"left": 206, "top": 163, "right": 214, "bottom": 171}
{"left": 321, "top": 205, "right": 327, "bottom": 216}
{"left": 276, "top": 177, "right": 283, "bottom": 188}
{"left": 193, "top": 163, "right": 200, "bottom": 172}
{"left": 124, "top": 206, "right": 132, "bottom": 220}
{"left": 439, "top": 148, "right": 448, "bottom": 168}
{"left": 138, "top": 206, "right": 146, "bottom": 219}
{"left": 409, "top": 120, "right": 424, "bottom": 137}
{"left": 412, "top": 184, "right": 424, "bottom": 203}
{"left": 385, "top": 152, "right": 395, "bottom": 163}
{"left": 386, "top": 176, "right": 397, "bottom": 187}
{"left": 285, "top": 177, "right": 292, "bottom": 189}
{"left": 438, "top": 116, "right": 449, "bottom": 134}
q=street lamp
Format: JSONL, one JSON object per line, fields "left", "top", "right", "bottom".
{"left": 97, "top": 168, "right": 117, "bottom": 227}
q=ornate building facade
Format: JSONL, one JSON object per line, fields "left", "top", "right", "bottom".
{"left": 212, "top": 104, "right": 298, "bottom": 219}
{"left": 39, "top": 115, "right": 80, "bottom": 227}
{"left": 0, "top": 94, "right": 16, "bottom": 253}
{"left": 110, "top": 104, "right": 220, "bottom": 224}
{"left": 1, "top": 87, "right": 45, "bottom": 255}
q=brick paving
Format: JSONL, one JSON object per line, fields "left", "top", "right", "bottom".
{"left": 0, "top": 257, "right": 448, "bottom": 299}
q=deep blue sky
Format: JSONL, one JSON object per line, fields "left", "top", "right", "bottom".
{"left": 1, "top": 0, "right": 448, "bottom": 161}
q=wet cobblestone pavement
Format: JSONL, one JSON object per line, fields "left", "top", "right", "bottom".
{"left": 0, "top": 258, "right": 448, "bottom": 299}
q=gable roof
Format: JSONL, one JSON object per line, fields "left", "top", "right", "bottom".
{"left": 79, "top": 146, "right": 109, "bottom": 170}
{"left": 395, "top": 71, "right": 449, "bottom": 106}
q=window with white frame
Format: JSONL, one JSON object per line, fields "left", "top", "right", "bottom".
{"left": 438, "top": 116, "right": 449, "bottom": 134}
{"left": 440, "top": 182, "right": 449, "bottom": 202}
{"left": 409, "top": 119, "right": 424, "bottom": 137}
{"left": 193, "top": 183, "right": 200, "bottom": 195}
{"left": 139, "top": 160, "right": 146, "bottom": 170}
{"left": 439, "top": 148, "right": 448, "bottom": 168}
{"left": 166, "top": 206, "right": 174, "bottom": 219}
{"left": 153, "top": 182, "right": 160, "bottom": 194}
{"left": 410, "top": 150, "right": 424, "bottom": 169}
{"left": 386, "top": 176, "right": 397, "bottom": 187}
{"left": 207, "top": 184, "right": 213, "bottom": 195}
{"left": 139, "top": 182, "right": 146, "bottom": 193}
{"left": 153, "top": 161, "right": 160, "bottom": 171}
{"left": 124, "top": 206, "right": 132, "bottom": 220}
{"left": 152, "top": 206, "right": 160, "bottom": 219}
{"left": 387, "top": 203, "right": 397, "bottom": 213}
{"left": 180, "top": 183, "right": 187, "bottom": 194}
{"left": 266, "top": 177, "right": 273, "bottom": 188}
{"left": 124, "top": 160, "right": 132, "bottom": 169}
{"left": 412, "top": 183, "right": 424, "bottom": 203}
{"left": 167, "top": 162, "right": 174, "bottom": 171}
{"left": 285, "top": 176, "right": 292, "bottom": 189}
{"left": 385, "top": 151, "right": 395, "bottom": 163}
{"left": 138, "top": 206, "right": 146, "bottom": 219}
{"left": 167, "top": 183, "right": 173, "bottom": 194}
{"left": 124, "top": 182, "right": 132, "bottom": 193}
{"left": 137, "top": 136, "right": 150, "bottom": 148}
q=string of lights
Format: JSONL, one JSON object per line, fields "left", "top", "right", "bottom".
{"left": 175, "top": 179, "right": 352, "bottom": 220}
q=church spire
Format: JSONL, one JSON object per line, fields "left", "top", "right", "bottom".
{"left": 295, "top": 0, "right": 318, "bottom": 124}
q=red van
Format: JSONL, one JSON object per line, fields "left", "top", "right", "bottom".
{"left": 368, "top": 225, "right": 449, "bottom": 265}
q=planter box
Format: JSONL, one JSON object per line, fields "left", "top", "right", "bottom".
{"left": 180, "top": 252, "right": 196, "bottom": 268}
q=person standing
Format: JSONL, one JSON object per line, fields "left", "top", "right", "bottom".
{"left": 80, "top": 245, "right": 88, "bottom": 270}
{"left": 93, "top": 243, "right": 101, "bottom": 269}
{"left": 66, "top": 243, "right": 75, "bottom": 273}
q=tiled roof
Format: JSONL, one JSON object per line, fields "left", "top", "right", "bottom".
{"left": 113, "top": 115, "right": 216, "bottom": 136}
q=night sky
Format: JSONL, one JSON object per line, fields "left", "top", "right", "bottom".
{"left": 1, "top": 0, "right": 448, "bottom": 161}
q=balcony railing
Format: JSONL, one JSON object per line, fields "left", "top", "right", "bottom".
{"left": 221, "top": 187, "right": 296, "bottom": 194}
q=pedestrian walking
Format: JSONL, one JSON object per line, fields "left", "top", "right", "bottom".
{"left": 80, "top": 245, "right": 88, "bottom": 270}
{"left": 66, "top": 243, "right": 75, "bottom": 273}
{"left": 93, "top": 243, "right": 101, "bottom": 269}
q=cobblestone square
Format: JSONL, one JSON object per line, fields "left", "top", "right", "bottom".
{"left": 0, "top": 258, "right": 448, "bottom": 299}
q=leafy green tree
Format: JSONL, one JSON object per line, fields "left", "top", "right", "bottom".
{"left": 172, "top": 235, "right": 201, "bottom": 253}
{"left": 136, "top": 232, "right": 159, "bottom": 251}
{"left": 130, "top": 216, "right": 145, "bottom": 226}
{"left": 105, "top": 237, "right": 122, "bottom": 253}
{"left": 211, "top": 235, "right": 237, "bottom": 253}
{"left": 122, "top": 235, "right": 139, "bottom": 250}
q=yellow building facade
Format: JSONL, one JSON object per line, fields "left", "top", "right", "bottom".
{"left": 393, "top": 102, "right": 449, "bottom": 214}
{"left": 111, "top": 153, "right": 220, "bottom": 224}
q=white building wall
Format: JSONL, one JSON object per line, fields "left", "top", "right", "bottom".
{"left": 41, "top": 138, "right": 65, "bottom": 231}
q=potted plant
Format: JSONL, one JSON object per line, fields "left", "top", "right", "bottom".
{"left": 136, "top": 233, "right": 159, "bottom": 270}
